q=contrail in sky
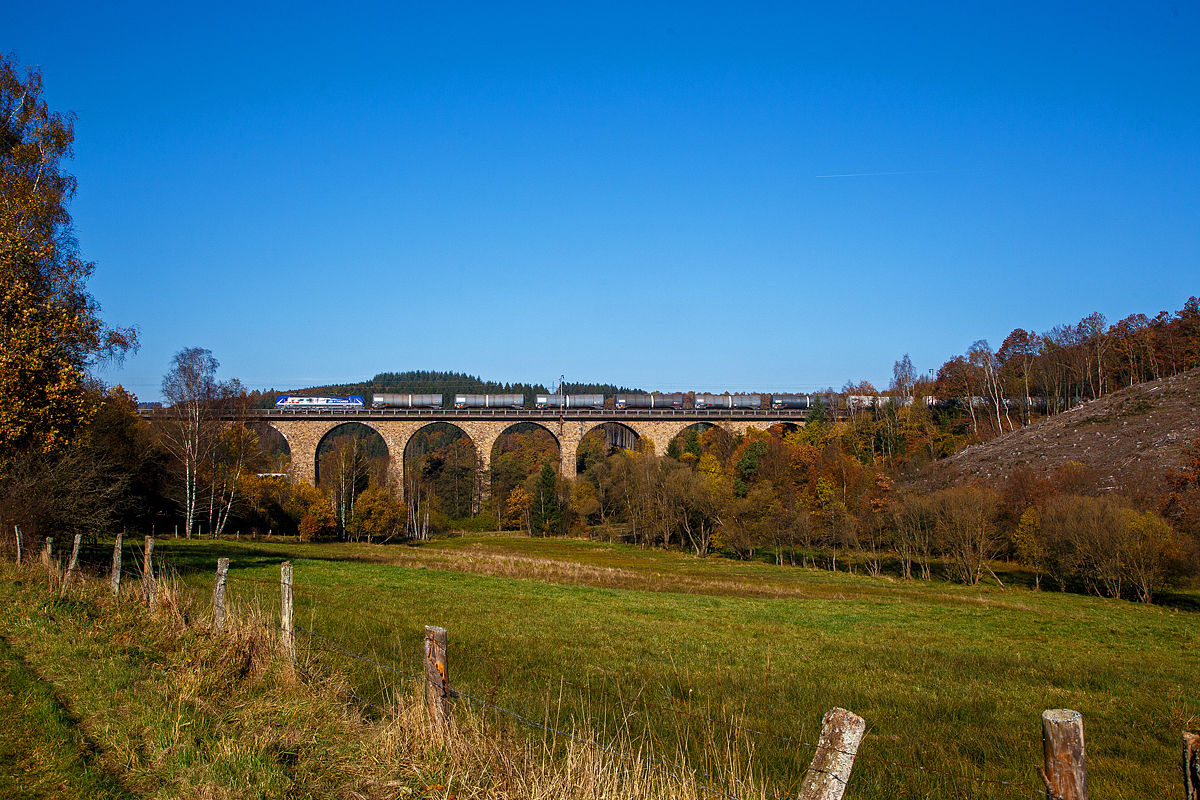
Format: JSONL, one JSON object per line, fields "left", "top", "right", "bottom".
{"left": 815, "top": 170, "right": 929, "bottom": 178}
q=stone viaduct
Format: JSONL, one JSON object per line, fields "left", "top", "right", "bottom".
{"left": 258, "top": 408, "right": 808, "bottom": 497}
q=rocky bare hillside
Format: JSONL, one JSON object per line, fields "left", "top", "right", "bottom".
{"left": 923, "top": 368, "right": 1200, "bottom": 496}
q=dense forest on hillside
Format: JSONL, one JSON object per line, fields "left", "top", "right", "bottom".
{"left": 247, "top": 371, "right": 642, "bottom": 408}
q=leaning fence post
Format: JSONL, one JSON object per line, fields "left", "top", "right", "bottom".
{"left": 14, "top": 525, "right": 21, "bottom": 566}
{"left": 67, "top": 533, "right": 82, "bottom": 574}
{"left": 110, "top": 532, "right": 123, "bottom": 596}
{"left": 62, "top": 533, "right": 83, "bottom": 592}
{"left": 1040, "top": 709, "right": 1087, "bottom": 800}
{"left": 214, "top": 558, "right": 230, "bottom": 632}
{"left": 280, "top": 561, "right": 295, "bottom": 666}
{"left": 424, "top": 625, "right": 450, "bottom": 726}
{"left": 797, "top": 707, "right": 866, "bottom": 800}
{"left": 42, "top": 536, "right": 53, "bottom": 565}
{"left": 143, "top": 536, "right": 156, "bottom": 609}
{"left": 1185, "top": 732, "right": 1200, "bottom": 800}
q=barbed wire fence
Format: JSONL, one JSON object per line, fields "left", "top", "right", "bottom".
{"left": 17, "top": 532, "right": 1192, "bottom": 800}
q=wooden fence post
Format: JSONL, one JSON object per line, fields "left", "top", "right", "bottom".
{"left": 42, "top": 537, "right": 53, "bottom": 565}
{"left": 214, "top": 558, "right": 230, "bottom": 632}
{"left": 280, "top": 561, "right": 295, "bottom": 666}
{"left": 797, "top": 707, "right": 866, "bottom": 800}
{"left": 110, "top": 533, "right": 122, "bottom": 596}
{"left": 424, "top": 626, "right": 450, "bottom": 726}
{"left": 1185, "top": 732, "right": 1200, "bottom": 800}
{"left": 143, "top": 536, "right": 156, "bottom": 609}
{"left": 67, "top": 534, "right": 82, "bottom": 574}
{"left": 1040, "top": 709, "right": 1087, "bottom": 800}
{"left": 14, "top": 525, "right": 21, "bottom": 566}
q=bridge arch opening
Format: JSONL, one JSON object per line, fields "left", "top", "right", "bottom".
{"left": 403, "top": 423, "right": 480, "bottom": 524}
{"left": 252, "top": 422, "right": 291, "bottom": 474}
{"left": 765, "top": 421, "right": 803, "bottom": 442}
{"left": 488, "top": 422, "right": 561, "bottom": 527}
{"left": 576, "top": 422, "right": 640, "bottom": 475}
{"left": 665, "top": 423, "right": 736, "bottom": 467}
{"left": 316, "top": 423, "right": 390, "bottom": 536}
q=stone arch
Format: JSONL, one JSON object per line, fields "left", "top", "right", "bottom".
{"left": 574, "top": 422, "right": 641, "bottom": 474}
{"left": 363, "top": 418, "right": 513, "bottom": 502}
{"left": 267, "top": 419, "right": 344, "bottom": 486}
{"left": 314, "top": 422, "right": 390, "bottom": 489}
{"left": 666, "top": 422, "right": 736, "bottom": 464}
{"left": 402, "top": 422, "right": 481, "bottom": 518}
{"left": 486, "top": 422, "right": 564, "bottom": 519}
{"left": 488, "top": 421, "right": 562, "bottom": 468}
{"left": 619, "top": 420, "right": 702, "bottom": 458}
{"left": 402, "top": 421, "right": 475, "bottom": 462}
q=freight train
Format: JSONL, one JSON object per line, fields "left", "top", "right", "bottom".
{"left": 274, "top": 392, "right": 847, "bottom": 411}
{"left": 271, "top": 392, "right": 993, "bottom": 414}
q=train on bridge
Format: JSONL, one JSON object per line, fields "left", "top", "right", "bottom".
{"left": 274, "top": 392, "right": 854, "bottom": 411}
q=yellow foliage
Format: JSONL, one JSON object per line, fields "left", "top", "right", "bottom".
{"left": 285, "top": 482, "right": 335, "bottom": 540}
{"left": 697, "top": 453, "right": 723, "bottom": 478}
{"left": 505, "top": 485, "right": 533, "bottom": 532}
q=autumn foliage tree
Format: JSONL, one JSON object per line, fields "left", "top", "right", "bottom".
{"left": 0, "top": 55, "right": 136, "bottom": 470}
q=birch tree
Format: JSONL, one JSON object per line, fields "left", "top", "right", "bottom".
{"left": 205, "top": 419, "right": 261, "bottom": 538}
{"left": 158, "top": 347, "right": 242, "bottom": 538}
{"left": 890, "top": 353, "right": 916, "bottom": 399}
{"left": 968, "top": 340, "right": 1011, "bottom": 433}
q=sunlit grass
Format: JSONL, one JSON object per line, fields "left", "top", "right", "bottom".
{"left": 142, "top": 534, "right": 1200, "bottom": 799}
{"left": 0, "top": 561, "right": 779, "bottom": 800}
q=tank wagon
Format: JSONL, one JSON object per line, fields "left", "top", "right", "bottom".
{"left": 275, "top": 395, "right": 365, "bottom": 408}
{"left": 453, "top": 394, "right": 525, "bottom": 409}
{"left": 535, "top": 394, "right": 605, "bottom": 409}
{"left": 769, "top": 394, "right": 841, "bottom": 410}
{"left": 770, "top": 394, "right": 810, "bottom": 410}
{"left": 694, "top": 394, "right": 761, "bottom": 410}
{"left": 614, "top": 393, "right": 684, "bottom": 409}
{"left": 372, "top": 393, "right": 443, "bottom": 409}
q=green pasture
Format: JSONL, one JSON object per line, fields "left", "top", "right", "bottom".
{"left": 139, "top": 535, "right": 1197, "bottom": 799}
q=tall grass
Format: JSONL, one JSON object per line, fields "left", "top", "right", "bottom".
{"left": 1, "top": 556, "right": 783, "bottom": 799}
{"left": 145, "top": 534, "right": 1200, "bottom": 799}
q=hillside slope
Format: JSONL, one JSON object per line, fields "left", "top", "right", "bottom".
{"left": 925, "top": 367, "right": 1200, "bottom": 495}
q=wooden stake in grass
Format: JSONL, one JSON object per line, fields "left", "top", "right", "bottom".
{"left": 59, "top": 534, "right": 83, "bottom": 596}
{"left": 1185, "top": 732, "right": 1200, "bottom": 800}
{"left": 424, "top": 626, "right": 450, "bottom": 727}
{"left": 143, "top": 536, "right": 156, "bottom": 610}
{"left": 42, "top": 536, "right": 52, "bottom": 565}
{"left": 280, "top": 561, "right": 295, "bottom": 666}
{"left": 110, "top": 532, "right": 122, "bottom": 596}
{"left": 797, "top": 707, "right": 866, "bottom": 800}
{"left": 68, "top": 534, "right": 82, "bottom": 571}
{"left": 1040, "top": 709, "right": 1087, "bottom": 800}
{"left": 14, "top": 525, "right": 21, "bottom": 566}
{"left": 214, "top": 558, "right": 230, "bottom": 632}
{"left": 66, "top": 534, "right": 82, "bottom": 583}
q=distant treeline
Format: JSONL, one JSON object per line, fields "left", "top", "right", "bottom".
{"left": 249, "top": 371, "right": 642, "bottom": 409}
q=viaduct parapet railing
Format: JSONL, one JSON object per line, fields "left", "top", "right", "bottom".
{"left": 138, "top": 407, "right": 812, "bottom": 491}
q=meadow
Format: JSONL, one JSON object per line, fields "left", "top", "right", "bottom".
{"left": 112, "top": 533, "right": 1196, "bottom": 799}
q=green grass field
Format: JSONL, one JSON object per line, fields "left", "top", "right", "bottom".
{"left": 0, "top": 630, "right": 133, "bottom": 799}
{"left": 114, "top": 534, "right": 1200, "bottom": 799}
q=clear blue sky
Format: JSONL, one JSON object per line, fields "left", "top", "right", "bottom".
{"left": 8, "top": 2, "right": 1199, "bottom": 400}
